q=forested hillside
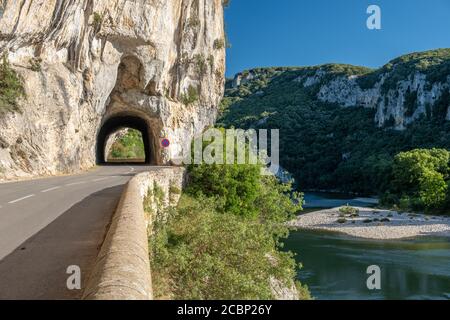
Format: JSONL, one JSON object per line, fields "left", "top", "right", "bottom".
{"left": 218, "top": 49, "right": 450, "bottom": 196}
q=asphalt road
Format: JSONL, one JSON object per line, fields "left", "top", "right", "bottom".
{"left": 0, "top": 165, "right": 153, "bottom": 300}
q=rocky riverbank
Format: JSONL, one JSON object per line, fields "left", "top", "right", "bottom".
{"left": 289, "top": 207, "right": 450, "bottom": 240}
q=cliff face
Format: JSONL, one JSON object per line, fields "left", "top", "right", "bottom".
{"left": 221, "top": 51, "right": 450, "bottom": 193}
{"left": 296, "top": 50, "right": 450, "bottom": 129}
{"left": 231, "top": 49, "right": 450, "bottom": 130}
{"left": 302, "top": 75, "right": 449, "bottom": 130}
{"left": 0, "top": 0, "right": 225, "bottom": 179}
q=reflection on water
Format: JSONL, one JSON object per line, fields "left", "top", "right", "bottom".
{"left": 303, "top": 192, "right": 378, "bottom": 208}
{"left": 284, "top": 230, "right": 450, "bottom": 300}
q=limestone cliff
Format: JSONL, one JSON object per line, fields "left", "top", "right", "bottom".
{"left": 0, "top": 0, "right": 226, "bottom": 179}
{"left": 296, "top": 49, "right": 450, "bottom": 129}
{"left": 231, "top": 49, "right": 450, "bottom": 130}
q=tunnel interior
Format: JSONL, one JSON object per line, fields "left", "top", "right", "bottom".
{"left": 96, "top": 115, "right": 152, "bottom": 165}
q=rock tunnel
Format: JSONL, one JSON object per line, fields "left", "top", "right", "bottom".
{"left": 95, "top": 55, "right": 162, "bottom": 165}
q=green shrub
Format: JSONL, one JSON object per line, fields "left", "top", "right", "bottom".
{"left": 149, "top": 195, "right": 307, "bottom": 300}
{"left": 188, "top": 162, "right": 303, "bottom": 229}
{"left": 169, "top": 184, "right": 181, "bottom": 195}
{"left": 386, "top": 148, "right": 450, "bottom": 212}
{"left": 207, "top": 55, "right": 214, "bottom": 71}
{"left": 29, "top": 57, "right": 42, "bottom": 72}
{"left": 181, "top": 85, "right": 199, "bottom": 105}
{"left": 143, "top": 187, "right": 154, "bottom": 216}
{"left": 187, "top": 128, "right": 303, "bottom": 223}
{"left": 147, "top": 127, "right": 309, "bottom": 300}
{"left": 339, "top": 205, "right": 359, "bottom": 216}
{"left": 337, "top": 218, "right": 347, "bottom": 224}
{"left": 0, "top": 55, "right": 25, "bottom": 114}
{"left": 154, "top": 182, "right": 165, "bottom": 205}
{"left": 187, "top": 16, "right": 200, "bottom": 28}
{"left": 222, "top": 0, "right": 231, "bottom": 7}
{"left": 213, "top": 39, "right": 225, "bottom": 50}
{"left": 194, "top": 54, "right": 208, "bottom": 76}
{"left": 188, "top": 162, "right": 261, "bottom": 218}
{"left": 92, "top": 12, "right": 103, "bottom": 32}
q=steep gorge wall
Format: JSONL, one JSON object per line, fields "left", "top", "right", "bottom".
{"left": 295, "top": 60, "right": 450, "bottom": 130}
{"left": 231, "top": 50, "right": 450, "bottom": 130}
{"left": 0, "top": 0, "right": 225, "bottom": 179}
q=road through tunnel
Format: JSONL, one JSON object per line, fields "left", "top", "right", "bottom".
{"left": 96, "top": 115, "right": 154, "bottom": 165}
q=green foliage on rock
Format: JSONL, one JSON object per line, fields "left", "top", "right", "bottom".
{"left": 0, "top": 55, "right": 25, "bottom": 114}
{"left": 194, "top": 54, "right": 208, "bottom": 76}
{"left": 92, "top": 12, "right": 104, "bottom": 32}
{"left": 404, "top": 87, "right": 418, "bottom": 117}
{"left": 29, "top": 57, "right": 42, "bottom": 72}
{"left": 357, "top": 49, "right": 450, "bottom": 92}
{"left": 213, "top": 38, "right": 225, "bottom": 50}
{"left": 432, "top": 90, "right": 450, "bottom": 121}
{"left": 181, "top": 85, "right": 200, "bottom": 105}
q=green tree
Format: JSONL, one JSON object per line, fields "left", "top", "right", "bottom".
{"left": 149, "top": 127, "right": 308, "bottom": 300}
{"left": 0, "top": 55, "right": 25, "bottom": 113}
{"left": 187, "top": 162, "right": 262, "bottom": 218}
{"left": 388, "top": 148, "right": 450, "bottom": 211}
{"left": 109, "top": 129, "right": 145, "bottom": 159}
{"left": 150, "top": 195, "right": 306, "bottom": 300}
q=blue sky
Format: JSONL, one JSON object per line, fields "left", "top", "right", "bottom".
{"left": 224, "top": 0, "right": 450, "bottom": 77}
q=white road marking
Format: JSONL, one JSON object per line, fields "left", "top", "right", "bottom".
{"left": 126, "top": 166, "right": 136, "bottom": 174}
{"left": 92, "top": 177, "right": 108, "bottom": 182}
{"left": 41, "top": 186, "right": 61, "bottom": 193}
{"left": 8, "top": 194, "right": 35, "bottom": 204}
{"left": 66, "top": 181, "right": 86, "bottom": 186}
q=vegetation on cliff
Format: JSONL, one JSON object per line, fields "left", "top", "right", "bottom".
{"left": 0, "top": 55, "right": 25, "bottom": 114}
{"left": 357, "top": 48, "right": 450, "bottom": 92}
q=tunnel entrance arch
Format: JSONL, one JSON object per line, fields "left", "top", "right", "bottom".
{"left": 96, "top": 115, "right": 153, "bottom": 165}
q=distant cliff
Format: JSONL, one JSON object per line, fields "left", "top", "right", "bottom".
{"left": 0, "top": 0, "right": 226, "bottom": 179}
{"left": 231, "top": 49, "right": 450, "bottom": 130}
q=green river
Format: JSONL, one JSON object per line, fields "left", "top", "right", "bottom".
{"left": 284, "top": 193, "right": 450, "bottom": 300}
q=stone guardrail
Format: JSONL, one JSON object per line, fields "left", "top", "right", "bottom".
{"left": 82, "top": 167, "right": 186, "bottom": 300}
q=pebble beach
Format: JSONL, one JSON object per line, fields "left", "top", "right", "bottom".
{"left": 289, "top": 207, "right": 450, "bottom": 240}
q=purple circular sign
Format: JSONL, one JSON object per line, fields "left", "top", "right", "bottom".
{"left": 161, "top": 138, "right": 170, "bottom": 148}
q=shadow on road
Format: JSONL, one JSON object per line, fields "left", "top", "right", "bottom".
{"left": 0, "top": 185, "right": 125, "bottom": 300}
